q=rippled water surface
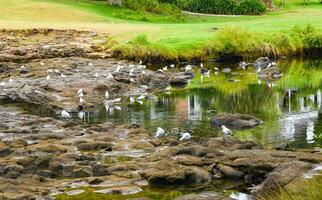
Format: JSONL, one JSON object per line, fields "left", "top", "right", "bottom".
{"left": 82, "top": 59, "right": 322, "bottom": 149}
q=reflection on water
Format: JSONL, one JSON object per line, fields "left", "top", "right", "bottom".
{"left": 82, "top": 59, "right": 322, "bottom": 149}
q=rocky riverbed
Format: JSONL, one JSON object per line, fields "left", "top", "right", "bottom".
{"left": 0, "top": 29, "right": 321, "bottom": 200}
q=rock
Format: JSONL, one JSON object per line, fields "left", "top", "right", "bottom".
{"left": 211, "top": 113, "right": 263, "bottom": 130}
{"left": 141, "top": 159, "right": 186, "bottom": 185}
{"left": 66, "top": 189, "right": 85, "bottom": 196}
{"left": 184, "top": 166, "right": 212, "bottom": 183}
{"left": 0, "top": 146, "right": 11, "bottom": 157}
{"left": 222, "top": 68, "right": 231, "bottom": 73}
{"left": 215, "top": 164, "right": 244, "bottom": 179}
{"left": 254, "top": 161, "right": 311, "bottom": 196}
{"left": 174, "top": 192, "right": 232, "bottom": 200}
{"left": 253, "top": 57, "right": 271, "bottom": 68}
{"left": 34, "top": 144, "right": 68, "bottom": 154}
{"left": 257, "top": 67, "right": 282, "bottom": 79}
{"left": 174, "top": 145, "right": 212, "bottom": 157}
{"left": 76, "top": 141, "right": 112, "bottom": 151}
{"left": 94, "top": 186, "right": 142, "bottom": 195}
{"left": 88, "top": 178, "right": 104, "bottom": 185}
{"left": 170, "top": 77, "right": 188, "bottom": 88}
{"left": 92, "top": 164, "right": 110, "bottom": 176}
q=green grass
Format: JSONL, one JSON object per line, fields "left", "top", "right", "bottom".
{"left": 0, "top": 0, "right": 322, "bottom": 61}
{"left": 259, "top": 175, "right": 322, "bottom": 200}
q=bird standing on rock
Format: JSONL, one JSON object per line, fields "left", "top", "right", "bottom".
{"left": 222, "top": 125, "right": 232, "bottom": 135}
{"left": 61, "top": 110, "right": 71, "bottom": 119}
{"left": 105, "top": 91, "right": 109, "bottom": 99}
{"left": 180, "top": 133, "right": 191, "bottom": 141}
{"left": 155, "top": 127, "right": 165, "bottom": 138}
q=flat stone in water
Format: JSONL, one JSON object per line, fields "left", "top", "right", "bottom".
{"left": 94, "top": 186, "right": 142, "bottom": 195}
{"left": 66, "top": 189, "right": 85, "bottom": 196}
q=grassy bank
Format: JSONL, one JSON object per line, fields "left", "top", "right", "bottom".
{"left": 0, "top": 0, "right": 322, "bottom": 62}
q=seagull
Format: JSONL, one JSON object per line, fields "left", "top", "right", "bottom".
{"left": 163, "top": 66, "right": 168, "bottom": 71}
{"left": 180, "top": 133, "right": 191, "bottom": 141}
{"left": 78, "top": 111, "right": 85, "bottom": 120}
{"left": 214, "top": 67, "right": 219, "bottom": 71}
{"left": 140, "top": 85, "right": 148, "bottom": 90}
{"left": 54, "top": 69, "right": 60, "bottom": 74}
{"left": 185, "top": 65, "right": 192, "bottom": 71}
{"left": 165, "top": 86, "right": 171, "bottom": 91}
{"left": 137, "top": 100, "right": 143, "bottom": 105}
{"left": 142, "top": 70, "right": 146, "bottom": 75}
{"left": 129, "top": 69, "right": 135, "bottom": 76}
{"left": 114, "top": 65, "right": 121, "bottom": 73}
{"left": 130, "top": 97, "right": 135, "bottom": 103}
{"left": 200, "top": 63, "right": 204, "bottom": 68}
{"left": 77, "top": 89, "right": 83, "bottom": 95}
{"left": 40, "top": 62, "right": 45, "bottom": 66}
{"left": 105, "top": 91, "right": 109, "bottom": 99}
{"left": 222, "top": 125, "right": 232, "bottom": 135}
{"left": 170, "top": 64, "right": 175, "bottom": 68}
{"left": 111, "top": 97, "right": 121, "bottom": 103}
{"left": 61, "top": 73, "right": 66, "bottom": 79}
{"left": 137, "top": 94, "right": 145, "bottom": 100}
{"left": 106, "top": 74, "right": 114, "bottom": 79}
{"left": 47, "top": 69, "right": 53, "bottom": 73}
{"left": 46, "top": 75, "right": 51, "bottom": 81}
{"left": 0, "top": 82, "right": 5, "bottom": 86}
{"left": 139, "top": 60, "right": 143, "bottom": 65}
{"left": 104, "top": 101, "right": 110, "bottom": 112}
{"left": 95, "top": 73, "right": 99, "bottom": 77}
{"left": 79, "top": 97, "right": 85, "bottom": 104}
{"left": 114, "top": 106, "right": 122, "bottom": 111}
{"left": 239, "top": 61, "right": 247, "bottom": 70}
{"left": 8, "top": 78, "right": 13, "bottom": 83}
{"left": 88, "top": 63, "right": 93, "bottom": 67}
{"left": 130, "top": 78, "right": 135, "bottom": 82}
{"left": 20, "top": 65, "right": 25, "bottom": 69}
{"left": 61, "top": 110, "right": 71, "bottom": 119}
{"left": 155, "top": 127, "right": 165, "bottom": 138}
{"left": 78, "top": 92, "right": 84, "bottom": 98}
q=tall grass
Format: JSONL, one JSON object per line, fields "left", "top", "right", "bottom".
{"left": 258, "top": 175, "right": 322, "bottom": 200}
{"left": 111, "top": 25, "right": 322, "bottom": 63}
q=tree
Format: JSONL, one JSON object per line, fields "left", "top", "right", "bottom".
{"left": 108, "top": 0, "right": 122, "bottom": 6}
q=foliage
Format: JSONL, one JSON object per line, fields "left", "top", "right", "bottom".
{"left": 235, "top": 0, "right": 267, "bottom": 15}
{"left": 123, "top": 0, "right": 182, "bottom": 17}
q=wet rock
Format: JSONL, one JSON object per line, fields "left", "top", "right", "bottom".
{"left": 0, "top": 146, "right": 11, "bottom": 157}
{"left": 184, "top": 166, "right": 212, "bottom": 183}
{"left": 92, "top": 164, "right": 110, "bottom": 176}
{"left": 174, "top": 145, "right": 213, "bottom": 157}
{"left": 88, "top": 178, "right": 104, "bottom": 185}
{"left": 211, "top": 113, "right": 263, "bottom": 130}
{"left": 174, "top": 192, "right": 232, "bottom": 200}
{"left": 215, "top": 164, "right": 244, "bottom": 179}
{"left": 257, "top": 67, "right": 282, "bottom": 79}
{"left": 76, "top": 141, "right": 112, "bottom": 151}
{"left": 66, "top": 189, "right": 85, "bottom": 196}
{"left": 222, "top": 68, "right": 231, "bottom": 73}
{"left": 34, "top": 144, "right": 68, "bottom": 154}
{"left": 170, "top": 77, "right": 188, "bottom": 88}
{"left": 94, "top": 186, "right": 142, "bottom": 195}
{"left": 62, "top": 165, "right": 92, "bottom": 178}
{"left": 141, "top": 159, "right": 186, "bottom": 184}
{"left": 253, "top": 57, "right": 272, "bottom": 68}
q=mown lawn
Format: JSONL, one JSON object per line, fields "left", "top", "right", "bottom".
{"left": 1, "top": 0, "right": 321, "bottom": 60}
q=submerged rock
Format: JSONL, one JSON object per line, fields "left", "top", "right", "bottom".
{"left": 253, "top": 57, "right": 272, "bottom": 68}
{"left": 211, "top": 113, "right": 263, "bottom": 129}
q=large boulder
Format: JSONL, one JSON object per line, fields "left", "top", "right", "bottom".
{"left": 211, "top": 113, "right": 263, "bottom": 130}
{"left": 253, "top": 57, "right": 272, "bottom": 68}
{"left": 253, "top": 161, "right": 311, "bottom": 196}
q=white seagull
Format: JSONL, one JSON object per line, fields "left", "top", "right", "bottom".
{"left": 222, "top": 125, "right": 232, "bottom": 135}
{"left": 79, "top": 97, "right": 85, "bottom": 104}
{"left": 78, "top": 111, "right": 85, "bottom": 120}
{"left": 142, "top": 70, "right": 146, "bottom": 75}
{"left": 106, "top": 74, "right": 114, "bottom": 79}
{"left": 46, "top": 75, "right": 51, "bottom": 81}
{"left": 180, "top": 133, "right": 191, "bottom": 141}
{"left": 61, "top": 110, "right": 71, "bottom": 119}
{"left": 200, "top": 63, "right": 204, "bottom": 68}
{"left": 40, "top": 62, "right": 45, "bottom": 66}
{"left": 105, "top": 91, "right": 109, "bottom": 99}
{"left": 155, "top": 127, "right": 165, "bottom": 138}
{"left": 8, "top": 78, "right": 13, "bottom": 83}
{"left": 77, "top": 89, "right": 83, "bottom": 95}
{"left": 0, "top": 82, "right": 6, "bottom": 86}
{"left": 185, "top": 65, "right": 192, "bottom": 71}
{"left": 54, "top": 69, "right": 60, "bottom": 73}
{"left": 170, "top": 64, "right": 175, "bottom": 68}
{"left": 140, "top": 85, "right": 149, "bottom": 90}
{"left": 163, "top": 66, "right": 168, "bottom": 71}
{"left": 88, "top": 63, "right": 93, "bottom": 67}
{"left": 61, "top": 73, "right": 66, "bottom": 79}
{"left": 47, "top": 69, "right": 53, "bottom": 73}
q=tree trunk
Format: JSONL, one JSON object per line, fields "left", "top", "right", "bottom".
{"left": 108, "top": 0, "right": 122, "bottom": 6}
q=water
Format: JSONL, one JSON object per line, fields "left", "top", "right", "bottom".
{"left": 77, "top": 59, "right": 322, "bottom": 149}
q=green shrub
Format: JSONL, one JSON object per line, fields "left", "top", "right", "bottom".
{"left": 236, "top": 0, "right": 266, "bottom": 15}
{"left": 123, "top": 0, "right": 181, "bottom": 16}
